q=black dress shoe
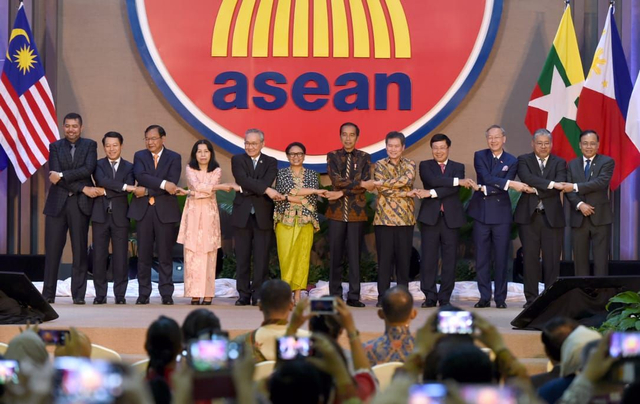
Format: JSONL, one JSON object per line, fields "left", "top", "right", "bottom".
{"left": 162, "top": 297, "right": 174, "bottom": 305}
{"left": 376, "top": 301, "right": 382, "bottom": 308}
{"left": 439, "top": 301, "right": 451, "bottom": 307}
{"left": 346, "top": 299, "right": 365, "bottom": 308}
{"left": 115, "top": 298, "right": 126, "bottom": 305}
{"left": 235, "top": 298, "right": 250, "bottom": 306}
{"left": 73, "top": 298, "right": 86, "bottom": 305}
{"left": 45, "top": 297, "right": 55, "bottom": 304}
{"left": 496, "top": 302, "right": 507, "bottom": 309}
{"left": 136, "top": 297, "right": 150, "bottom": 305}
{"left": 251, "top": 297, "right": 259, "bottom": 306}
{"left": 421, "top": 299, "right": 437, "bottom": 308}
{"left": 93, "top": 297, "right": 107, "bottom": 305}
{"left": 474, "top": 300, "right": 490, "bottom": 308}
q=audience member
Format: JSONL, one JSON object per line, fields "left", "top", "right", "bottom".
{"left": 144, "top": 315, "right": 183, "bottom": 404}
{"left": 3, "top": 330, "right": 48, "bottom": 365}
{"left": 531, "top": 317, "right": 579, "bottom": 388}
{"left": 363, "top": 285, "right": 416, "bottom": 366}
{"left": 235, "top": 279, "right": 308, "bottom": 361}
{"left": 54, "top": 327, "right": 91, "bottom": 358}
{"left": 181, "top": 308, "right": 222, "bottom": 343}
{"left": 437, "top": 344, "right": 493, "bottom": 383}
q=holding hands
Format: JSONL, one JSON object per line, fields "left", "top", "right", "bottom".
{"left": 407, "top": 189, "right": 432, "bottom": 199}
{"left": 554, "top": 182, "right": 576, "bottom": 193}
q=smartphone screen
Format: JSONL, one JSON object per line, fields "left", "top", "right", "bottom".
{"left": 38, "top": 329, "right": 70, "bottom": 345}
{"left": 610, "top": 332, "right": 640, "bottom": 358}
{"left": 276, "top": 336, "right": 312, "bottom": 360}
{"left": 53, "top": 357, "right": 124, "bottom": 404}
{"left": 437, "top": 311, "right": 474, "bottom": 334}
{"left": 188, "top": 338, "right": 229, "bottom": 372}
{"left": 310, "top": 297, "right": 336, "bottom": 315}
{"left": 0, "top": 360, "right": 19, "bottom": 385}
{"left": 408, "top": 383, "right": 447, "bottom": 404}
{"left": 459, "top": 385, "right": 518, "bottom": 404}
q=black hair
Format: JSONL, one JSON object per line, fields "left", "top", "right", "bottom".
{"left": 579, "top": 129, "right": 600, "bottom": 142}
{"left": 145, "top": 124, "right": 166, "bottom": 137}
{"left": 381, "top": 285, "right": 413, "bottom": 323}
{"left": 437, "top": 344, "right": 494, "bottom": 383}
{"left": 181, "top": 308, "right": 222, "bottom": 343}
{"left": 309, "top": 315, "right": 343, "bottom": 340}
{"left": 385, "top": 131, "right": 405, "bottom": 146}
{"left": 63, "top": 112, "right": 83, "bottom": 126}
{"left": 101, "top": 131, "right": 123, "bottom": 146}
{"left": 430, "top": 133, "right": 451, "bottom": 148}
{"left": 144, "top": 316, "right": 183, "bottom": 376}
{"left": 188, "top": 139, "right": 220, "bottom": 172}
{"left": 339, "top": 122, "right": 360, "bottom": 137}
{"left": 260, "top": 280, "right": 292, "bottom": 313}
{"left": 541, "top": 317, "right": 579, "bottom": 363}
{"left": 269, "top": 359, "right": 328, "bottom": 404}
{"left": 285, "top": 142, "right": 306, "bottom": 155}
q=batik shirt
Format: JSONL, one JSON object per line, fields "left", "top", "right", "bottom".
{"left": 362, "top": 325, "right": 415, "bottom": 367}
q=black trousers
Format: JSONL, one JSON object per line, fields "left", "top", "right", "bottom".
{"left": 420, "top": 215, "right": 458, "bottom": 303}
{"left": 375, "top": 225, "right": 413, "bottom": 301}
{"left": 92, "top": 213, "right": 129, "bottom": 299}
{"left": 234, "top": 214, "right": 273, "bottom": 302}
{"left": 519, "top": 211, "right": 563, "bottom": 303}
{"left": 328, "top": 220, "right": 365, "bottom": 301}
{"left": 136, "top": 205, "right": 176, "bottom": 298}
{"left": 572, "top": 219, "right": 611, "bottom": 277}
{"left": 43, "top": 195, "right": 90, "bottom": 300}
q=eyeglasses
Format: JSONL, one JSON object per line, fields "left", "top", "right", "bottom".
{"left": 144, "top": 137, "right": 161, "bottom": 142}
{"left": 287, "top": 152, "right": 305, "bottom": 158}
{"left": 244, "top": 141, "right": 262, "bottom": 147}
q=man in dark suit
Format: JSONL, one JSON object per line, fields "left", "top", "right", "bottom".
{"left": 412, "top": 134, "right": 475, "bottom": 307}
{"left": 91, "top": 132, "right": 135, "bottom": 305}
{"left": 515, "top": 129, "right": 567, "bottom": 308}
{"left": 560, "top": 130, "right": 614, "bottom": 276}
{"left": 467, "top": 125, "right": 526, "bottom": 309}
{"left": 231, "top": 128, "right": 282, "bottom": 306}
{"left": 128, "top": 125, "right": 182, "bottom": 305}
{"left": 43, "top": 112, "right": 99, "bottom": 304}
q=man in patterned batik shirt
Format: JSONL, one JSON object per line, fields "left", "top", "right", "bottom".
{"left": 325, "top": 122, "right": 372, "bottom": 308}
{"left": 367, "top": 131, "right": 416, "bottom": 306}
{"left": 362, "top": 286, "right": 416, "bottom": 366}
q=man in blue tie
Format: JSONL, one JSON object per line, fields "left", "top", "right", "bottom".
{"left": 467, "top": 125, "right": 527, "bottom": 309}
{"left": 559, "top": 130, "right": 615, "bottom": 276}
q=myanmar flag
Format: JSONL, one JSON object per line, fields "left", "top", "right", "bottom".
{"left": 576, "top": 6, "right": 640, "bottom": 190}
{"left": 525, "top": 5, "right": 584, "bottom": 162}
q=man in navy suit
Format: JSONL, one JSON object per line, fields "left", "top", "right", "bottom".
{"left": 128, "top": 125, "right": 182, "bottom": 305}
{"left": 43, "top": 112, "right": 100, "bottom": 304}
{"left": 231, "top": 128, "right": 282, "bottom": 306}
{"left": 91, "top": 132, "right": 135, "bottom": 305}
{"left": 467, "top": 125, "right": 527, "bottom": 309}
{"left": 412, "top": 134, "right": 476, "bottom": 307}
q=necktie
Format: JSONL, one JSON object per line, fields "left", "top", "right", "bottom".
{"left": 584, "top": 159, "right": 591, "bottom": 180}
{"left": 70, "top": 144, "right": 76, "bottom": 162}
{"left": 108, "top": 161, "right": 117, "bottom": 211}
{"left": 150, "top": 155, "right": 158, "bottom": 205}
{"left": 253, "top": 158, "right": 258, "bottom": 169}
{"left": 439, "top": 163, "right": 446, "bottom": 212}
{"left": 539, "top": 158, "right": 545, "bottom": 174}
{"left": 536, "top": 159, "right": 545, "bottom": 211}
{"left": 343, "top": 153, "right": 352, "bottom": 222}
{"left": 250, "top": 158, "right": 258, "bottom": 214}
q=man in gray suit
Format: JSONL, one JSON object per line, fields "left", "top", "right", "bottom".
{"left": 559, "top": 130, "right": 615, "bottom": 276}
{"left": 43, "top": 113, "right": 101, "bottom": 304}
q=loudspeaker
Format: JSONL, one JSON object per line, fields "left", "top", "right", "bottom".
{"left": 0, "top": 254, "right": 46, "bottom": 281}
{"left": 0, "top": 272, "right": 58, "bottom": 324}
{"left": 511, "top": 276, "right": 640, "bottom": 330}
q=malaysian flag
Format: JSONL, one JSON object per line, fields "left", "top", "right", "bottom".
{"left": 0, "top": 4, "right": 58, "bottom": 182}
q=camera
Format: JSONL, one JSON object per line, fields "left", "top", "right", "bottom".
{"left": 38, "top": 329, "right": 70, "bottom": 346}
{"left": 436, "top": 311, "right": 474, "bottom": 334}
{"left": 187, "top": 336, "right": 241, "bottom": 372}
{"left": 276, "top": 336, "right": 312, "bottom": 360}
{"left": 0, "top": 360, "right": 19, "bottom": 386}
{"left": 609, "top": 331, "right": 640, "bottom": 359}
{"left": 408, "top": 383, "right": 447, "bottom": 404}
{"left": 459, "top": 385, "right": 518, "bottom": 404}
{"left": 53, "top": 357, "right": 125, "bottom": 404}
{"left": 310, "top": 297, "right": 337, "bottom": 315}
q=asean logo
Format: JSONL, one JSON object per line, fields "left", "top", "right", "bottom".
{"left": 127, "top": 0, "right": 502, "bottom": 171}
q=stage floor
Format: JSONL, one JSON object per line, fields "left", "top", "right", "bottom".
{"left": 0, "top": 296, "right": 548, "bottom": 374}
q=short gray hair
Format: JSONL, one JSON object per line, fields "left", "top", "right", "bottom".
{"left": 533, "top": 128, "right": 552, "bottom": 142}
{"left": 485, "top": 124, "right": 505, "bottom": 137}
{"left": 245, "top": 128, "right": 264, "bottom": 142}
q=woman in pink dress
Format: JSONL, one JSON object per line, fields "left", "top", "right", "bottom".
{"left": 177, "top": 140, "right": 239, "bottom": 305}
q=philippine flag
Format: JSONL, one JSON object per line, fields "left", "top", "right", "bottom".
{"left": 575, "top": 5, "right": 640, "bottom": 190}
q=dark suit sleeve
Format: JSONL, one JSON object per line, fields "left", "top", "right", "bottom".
{"left": 95, "top": 162, "right": 132, "bottom": 198}
{"left": 537, "top": 158, "right": 567, "bottom": 199}
{"left": 433, "top": 163, "right": 465, "bottom": 199}
{"left": 576, "top": 157, "right": 614, "bottom": 195}
{"left": 565, "top": 162, "right": 581, "bottom": 209}
{"left": 232, "top": 156, "right": 276, "bottom": 195}
{"left": 48, "top": 142, "right": 72, "bottom": 192}
{"left": 327, "top": 152, "right": 366, "bottom": 196}
{"left": 478, "top": 154, "right": 517, "bottom": 194}
{"left": 61, "top": 140, "right": 97, "bottom": 183}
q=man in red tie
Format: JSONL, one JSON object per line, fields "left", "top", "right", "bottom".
{"left": 410, "top": 134, "right": 476, "bottom": 307}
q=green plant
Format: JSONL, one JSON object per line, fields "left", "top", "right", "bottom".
{"left": 598, "top": 291, "right": 640, "bottom": 332}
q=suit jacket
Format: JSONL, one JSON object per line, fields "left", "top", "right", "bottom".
{"left": 416, "top": 159, "right": 466, "bottom": 229}
{"left": 514, "top": 153, "right": 567, "bottom": 227}
{"left": 467, "top": 149, "right": 517, "bottom": 224}
{"left": 565, "top": 154, "right": 614, "bottom": 227}
{"left": 43, "top": 137, "right": 97, "bottom": 217}
{"left": 91, "top": 158, "right": 134, "bottom": 227}
{"left": 128, "top": 148, "right": 182, "bottom": 223}
{"left": 231, "top": 153, "right": 278, "bottom": 230}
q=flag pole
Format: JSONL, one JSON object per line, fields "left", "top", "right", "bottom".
{"left": 564, "top": 0, "right": 570, "bottom": 11}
